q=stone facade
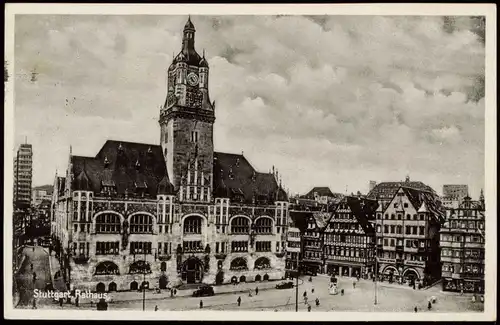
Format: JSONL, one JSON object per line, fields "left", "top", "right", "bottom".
{"left": 51, "top": 17, "right": 289, "bottom": 293}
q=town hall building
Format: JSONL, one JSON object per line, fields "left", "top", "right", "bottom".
{"left": 51, "top": 17, "right": 289, "bottom": 293}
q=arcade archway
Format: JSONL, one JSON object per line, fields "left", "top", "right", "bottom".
{"left": 181, "top": 257, "right": 204, "bottom": 284}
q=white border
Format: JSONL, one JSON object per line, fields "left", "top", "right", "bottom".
{"left": 4, "top": 3, "right": 497, "bottom": 321}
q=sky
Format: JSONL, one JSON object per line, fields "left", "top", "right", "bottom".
{"left": 12, "top": 15, "right": 486, "bottom": 198}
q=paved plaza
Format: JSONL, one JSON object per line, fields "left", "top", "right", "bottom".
{"left": 15, "top": 246, "right": 483, "bottom": 313}
{"left": 30, "top": 273, "right": 483, "bottom": 313}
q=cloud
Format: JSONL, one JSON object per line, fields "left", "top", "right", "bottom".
{"left": 12, "top": 15, "right": 485, "bottom": 198}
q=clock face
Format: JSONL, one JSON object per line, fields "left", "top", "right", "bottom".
{"left": 187, "top": 73, "right": 199, "bottom": 86}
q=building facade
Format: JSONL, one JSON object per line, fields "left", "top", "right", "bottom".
{"left": 14, "top": 143, "right": 33, "bottom": 209}
{"left": 375, "top": 186, "right": 445, "bottom": 287}
{"left": 301, "top": 211, "right": 330, "bottom": 275}
{"left": 285, "top": 225, "right": 301, "bottom": 272}
{"left": 440, "top": 194, "right": 485, "bottom": 293}
{"left": 51, "top": 18, "right": 289, "bottom": 293}
{"left": 323, "top": 196, "right": 378, "bottom": 278}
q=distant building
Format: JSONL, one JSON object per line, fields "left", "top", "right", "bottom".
{"left": 367, "top": 176, "right": 437, "bottom": 211}
{"left": 369, "top": 181, "right": 377, "bottom": 193}
{"left": 32, "top": 185, "right": 53, "bottom": 207}
{"left": 442, "top": 185, "right": 469, "bottom": 199}
{"left": 285, "top": 217, "right": 302, "bottom": 272}
{"left": 375, "top": 186, "right": 445, "bottom": 286}
{"left": 441, "top": 185, "right": 469, "bottom": 210}
{"left": 14, "top": 143, "right": 33, "bottom": 209}
{"left": 301, "top": 187, "right": 344, "bottom": 205}
{"left": 440, "top": 193, "right": 485, "bottom": 294}
{"left": 323, "top": 196, "right": 378, "bottom": 277}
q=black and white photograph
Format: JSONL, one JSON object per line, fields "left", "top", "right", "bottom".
{"left": 4, "top": 3, "right": 496, "bottom": 321}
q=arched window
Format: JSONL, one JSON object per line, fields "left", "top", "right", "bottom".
{"left": 95, "top": 261, "right": 120, "bottom": 275}
{"left": 254, "top": 257, "right": 271, "bottom": 270}
{"left": 96, "top": 214, "right": 121, "bottom": 233}
{"left": 230, "top": 257, "right": 248, "bottom": 271}
{"left": 130, "top": 214, "right": 153, "bottom": 234}
{"left": 255, "top": 217, "right": 273, "bottom": 234}
{"left": 231, "top": 217, "right": 249, "bottom": 234}
{"left": 183, "top": 215, "right": 202, "bottom": 234}
{"left": 129, "top": 260, "right": 152, "bottom": 274}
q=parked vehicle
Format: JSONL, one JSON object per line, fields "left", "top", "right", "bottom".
{"left": 192, "top": 285, "right": 215, "bottom": 297}
{"left": 276, "top": 281, "right": 294, "bottom": 289}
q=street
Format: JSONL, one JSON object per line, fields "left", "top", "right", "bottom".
{"left": 34, "top": 275, "right": 484, "bottom": 313}
{"left": 15, "top": 246, "right": 52, "bottom": 308}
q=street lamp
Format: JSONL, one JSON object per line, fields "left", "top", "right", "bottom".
{"left": 139, "top": 248, "right": 157, "bottom": 311}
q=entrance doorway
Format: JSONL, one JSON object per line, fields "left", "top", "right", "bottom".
{"left": 96, "top": 282, "right": 105, "bottom": 293}
{"left": 182, "top": 257, "right": 203, "bottom": 284}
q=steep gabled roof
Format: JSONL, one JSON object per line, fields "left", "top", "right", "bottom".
{"left": 71, "top": 140, "right": 169, "bottom": 196}
{"left": 399, "top": 186, "right": 445, "bottom": 223}
{"left": 213, "top": 152, "right": 287, "bottom": 204}
{"left": 367, "top": 180, "right": 436, "bottom": 200}
{"left": 341, "top": 196, "right": 379, "bottom": 235}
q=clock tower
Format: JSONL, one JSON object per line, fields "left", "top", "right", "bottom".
{"left": 159, "top": 17, "right": 215, "bottom": 202}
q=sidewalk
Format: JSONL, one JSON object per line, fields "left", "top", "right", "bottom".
{"left": 47, "top": 250, "right": 67, "bottom": 292}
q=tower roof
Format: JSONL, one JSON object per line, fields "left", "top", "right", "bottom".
{"left": 184, "top": 16, "right": 195, "bottom": 32}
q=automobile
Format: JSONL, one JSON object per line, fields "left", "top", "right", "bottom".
{"left": 276, "top": 281, "right": 294, "bottom": 289}
{"left": 192, "top": 285, "right": 215, "bottom": 297}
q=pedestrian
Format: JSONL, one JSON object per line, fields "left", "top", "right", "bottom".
{"left": 75, "top": 295, "right": 79, "bottom": 307}
{"left": 307, "top": 304, "right": 312, "bottom": 312}
{"left": 311, "top": 286, "right": 315, "bottom": 294}
{"left": 90, "top": 300, "right": 94, "bottom": 307}
{"left": 30, "top": 263, "right": 33, "bottom": 271}
{"left": 33, "top": 246, "right": 35, "bottom": 252}
{"left": 315, "top": 297, "right": 320, "bottom": 306}
{"left": 237, "top": 296, "right": 241, "bottom": 307}
{"left": 304, "top": 296, "right": 308, "bottom": 305}
{"left": 199, "top": 300, "right": 203, "bottom": 309}
{"left": 427, "top": 301, "right": 432, "bottom": 311}
{"left": 480, "top": 295, "right": 484, "bottom": 303}
{"left": 460, "top": 289, "right": 464, "bottom": 295}
{"left": 472, "top": 295, "right": 476, "bottom": 303}
{"left": 353, "top": 281, "right": 356, "bottom": 289}
{"left": 32, "top": 298, "right": 37, "bottom": 309}
{"left": 174, "top": 288, "right": 177, "bottom": 296}
{"left": 255, "top": 287, "right": 259, "bottom": 295}
{"left": 33, "top": 272, "right": 37, "bottom": 281}
{"left": 155, "top": 305, "right": 158, "bottom": 311}
{"left": 303, "top": 291, "right": 307, "bottom": 298}
{"left": 170, "top": 289, "right": 173, "bottom": 297}
{"left": 341, "top": 289, "right": 344, "bottom": 296}
{"left": 414, "top": 306, "right": 418, "bottom": 313}
{"left": 59, "top": 297, "right": 64, "bottom": 307}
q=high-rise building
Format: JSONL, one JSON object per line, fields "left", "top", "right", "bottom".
{"left": 14, "top": 143, "right": 33, "bottom": 209}
{"left": 440, "top": 194, "right": 485, "bottom": 294}
{"left": 51, "top": 17, "right": 289, "bottom": 292}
